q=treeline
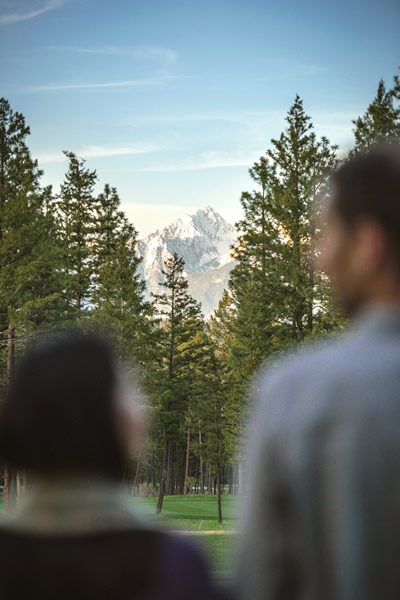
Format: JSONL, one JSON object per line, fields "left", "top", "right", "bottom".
{"left": 1, "top": 72, "right": 399, "bottom": 520}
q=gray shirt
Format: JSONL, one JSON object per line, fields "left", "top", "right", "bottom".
{"left": 236, "top": 306, "right": 400, "bottom": 600}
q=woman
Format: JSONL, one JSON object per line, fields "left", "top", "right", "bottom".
{"left": 0, "top": 333, "right": 226, "bottom": 600}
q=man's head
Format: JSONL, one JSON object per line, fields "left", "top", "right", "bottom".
{"left": 320, "top": 144, "right": 400, "bottom": 316}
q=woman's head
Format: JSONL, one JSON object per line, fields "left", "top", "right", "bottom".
{"left": 0, "top": 332, "right": 141, "bottom": 480}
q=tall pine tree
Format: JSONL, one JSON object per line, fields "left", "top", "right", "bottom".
{"left": 0, "top": 98, "right": 62, "bottom": 510}
{"left": 151, "top": 253, "right": 203, "bottom": 514}
{"left": 351, "top": 73, "right": 400, "bottom": 155}
{"left": 57, "top": 151, "right": 98, "bottom": 319}
{"left": 91, "top": 184, "right": 152, "bottom": 367}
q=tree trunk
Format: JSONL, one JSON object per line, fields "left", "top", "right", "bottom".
{"left": 207, "top": 466, "right": 212, "bottom": 494}
{"left": 152, "top": 453, "right": 157, "bottom": 490}
{"left": 166, "top": 443, "right": 173, "bottom": 495}
{"left": 156, "top": 442, "right": 168, "bottom": 515}
{"left": 217, "top": 465, "right": 223, "bottom": 523}
{"left": 199, "top": 428, "right": 204, "bottom": 494}
{"left": 184, "top": 427, "right": 191, "bottom": 494}
{"left": 132, "top": 457, "right": 141, "bottom": 496}
{"left": 4, "top": 316, "right": 17, "bottom": 513}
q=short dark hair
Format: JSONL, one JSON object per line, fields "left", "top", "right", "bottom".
{"left": 331, "top": 144, "right": 400, "bottom": 259}
{"left": 0, "top": 332, "right": 125, "bottom": 480}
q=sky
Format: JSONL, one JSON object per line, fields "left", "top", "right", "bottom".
{"left": 1, "top": 0, "right": 399, "bottom": 236}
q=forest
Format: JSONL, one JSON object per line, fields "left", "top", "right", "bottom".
{"left": 1, "top": 71, "right": 399, "bottom": 522}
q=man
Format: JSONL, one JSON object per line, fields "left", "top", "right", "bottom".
{"left": 237, "top": 145, "right": 400, "bottom": 600}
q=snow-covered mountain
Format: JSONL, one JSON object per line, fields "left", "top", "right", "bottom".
{"left": 137, "top": 206, "right": 237, "bottom": 318}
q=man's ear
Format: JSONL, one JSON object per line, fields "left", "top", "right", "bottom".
{"left": 355, "top": 218, "right": 387, "bottom": 274}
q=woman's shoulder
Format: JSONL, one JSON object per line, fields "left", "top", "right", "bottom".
{"left": 155, "top": 532, "right": 229, "bottom": 600}
{"left": 0, "top": 526, "right": 230, "bottom": 599}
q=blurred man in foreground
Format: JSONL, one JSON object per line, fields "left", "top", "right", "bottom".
{"left": 237, "top": 145, "right": 400, "bottom": 600}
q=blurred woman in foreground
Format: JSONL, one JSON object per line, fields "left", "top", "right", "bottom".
{"left": 0, "top": 333, "right": 225, "bottom": 600}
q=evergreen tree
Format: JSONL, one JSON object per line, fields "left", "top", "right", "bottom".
{"left": 223, "top": 97, "right": 339, "bottom": 476}
{"left": 351, "top": 73, "right": 400, "bottom": 155}
{"left": 207, "top": 289, "right": 236, "bottom": 363}
{"left": 57, "top": 151, "right": 98, "bottom": 318}
{"left": 229, "top": 156, "right": 281, "bottom": 382}
{"left": 207, "top": 289, "right": 242, "bottom": 476}
{"left": 0, "top": 98, "right": 62, "bottom": 510}
{"left": 266, "top": 95, "right": 339, "bottom": 343}
{"left": 151, "top": 253, "right": 203, "bottom": 514}
{"left": 189, "top": 332, "right": 228, "bottom": 522}
{"left": 90, "top": 184, "right": 151, "bottom": 367}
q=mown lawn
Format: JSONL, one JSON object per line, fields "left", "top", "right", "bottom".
{"left": 135, "top": 493, "right": 237, "bottom": 530}
{"left": 135, "top": 494, "right": 238, "bottom": 577}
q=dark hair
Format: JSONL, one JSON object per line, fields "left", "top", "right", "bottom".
{"left": 331, "top": 144, "right": 400, "bottom": 259}
{"left": 0, "top": 332, "right": 125, "bottom": 480}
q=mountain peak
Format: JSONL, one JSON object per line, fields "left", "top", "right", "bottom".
{"left": 137, "top": 206, "right": 237, "bottom": 317}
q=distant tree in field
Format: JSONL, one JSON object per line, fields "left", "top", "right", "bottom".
{"left": 350, "top": 72, "right": 400, "bottom": 155}
{"left": 0, "top": 98, "right": 62, "bottom": 510}
{"left": 57, "top": 151, "right": 98, "bottom": 318}
{"left": 151, "top": 253, "right": 203, "bottom": 514}
{"left": 207, "top": 289, "right": 241, "bottom": 474}
{"left": 189, "top": 331, "right": 228, "bottom": 522}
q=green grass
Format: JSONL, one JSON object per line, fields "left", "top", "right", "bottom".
{"left": 135, "top": 494, "right": 237, "bottom": 530}
{"left": 134, "top": 494, "right": 238, "bottom": 578}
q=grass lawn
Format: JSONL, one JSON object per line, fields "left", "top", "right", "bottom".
{"left": 135, "top": 494, "right": 238, "bottom": 577}
{"left": 135, "top": 493, "right": 237, "bottom": 530}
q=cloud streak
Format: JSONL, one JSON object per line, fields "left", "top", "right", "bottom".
{"left": 29, "top": 75, "right": 174, "bottom": 92}
{"left": 0, "top": 0, "right": 65, "bottom": 25}
{"left": 48, "top": 45, "right": 178, "bottom": 63}
{"left": 36, "top": 144, "right": 160, "bottom": 164}
{"left": 110, "top": 150, "right": 263, "bottom": 173}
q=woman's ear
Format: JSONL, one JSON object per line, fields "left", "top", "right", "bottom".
{"left": 115, "top": 371, "right": 146, "bottom": 460}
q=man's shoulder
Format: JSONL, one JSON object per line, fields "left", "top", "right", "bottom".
{"left": 251, "top": 332, "right": 361, "bottom": 435}
{"left": 257, "top": 333, "right": 350, "bottom": 395}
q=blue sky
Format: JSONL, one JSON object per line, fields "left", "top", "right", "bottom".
{"left": 1, "top": 0, "right": 399, "bottom": 236}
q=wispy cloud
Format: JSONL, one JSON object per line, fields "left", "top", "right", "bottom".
{"left": 29, "top": 75, "right": 174, "bottom": 92}
{"left": 48, "top": 45, "right": 178, "bottom": 63}
{"left": 0, "top": 0, "right": 66, "bottom": 25}
{"left": 124, "top": 109, "right": 285, "bottom": 127}
{"left": 111, "top": 150, "right": 263, "bottom": 173}
{"left": 253, "top": 57, "right": 324, "bottom": 80}
{"left": 36, "top": 144, "right": 160, "bottom": 164}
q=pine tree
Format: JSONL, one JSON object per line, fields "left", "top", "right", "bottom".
{"left": 351, "top": 74, "right": 400, "bottom": 155}
{"left": 90, "top": 184, "right": 151, "bottom": 367}
{"left": 223, "top": 97, "right": 339, "bottom": 479}
{"left": 151, "top": 253, "right": 203, "bottom": 514}
{"left": 57, "top": 151, "right": 98, "bottom": 318}
{"left": 207, "top": 289, "right": 236, "bottom": 363}
{"left": 229, "top": 156, "right": 281, "bottom": 382}
{"left": 189, "top": 331, "right": 228, "bottom": 522}
{"left": 0, "top": 98, "right": 62, "bottom": 510}
{"left": 266, "top": 94, "right": 339, "bottom": 343}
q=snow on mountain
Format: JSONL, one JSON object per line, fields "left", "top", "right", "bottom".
{"left": 137, "top": 205, "right": 237, "bottom": 318}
